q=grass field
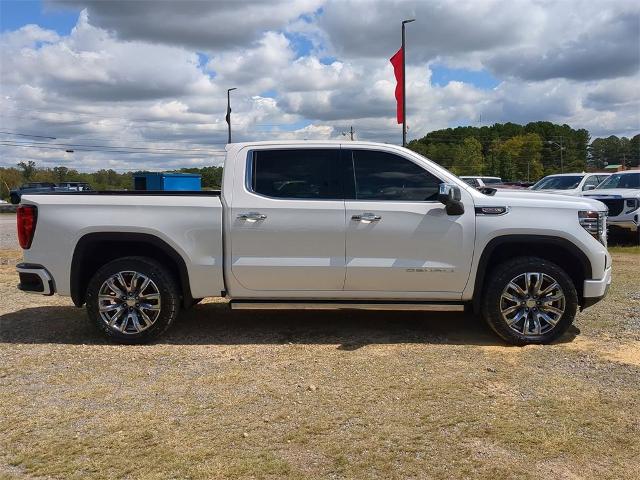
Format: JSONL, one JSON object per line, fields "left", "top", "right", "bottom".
{"left": 1, "top": 246, "right": 638, "bottom": 479}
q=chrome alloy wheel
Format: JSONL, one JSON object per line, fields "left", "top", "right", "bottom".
{"left": 500, "top": 272, "right": 566, "bottom": 337}
{"left": 97, "top": 271, "right": 161, "bottom": 334}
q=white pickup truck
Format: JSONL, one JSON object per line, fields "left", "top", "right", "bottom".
{"left": 16, "top": 141, "right": 611, "bottom": 345}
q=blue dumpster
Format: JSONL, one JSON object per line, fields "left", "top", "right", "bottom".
{"left": 133, "top": 173, "right": 201, "bottom": 191}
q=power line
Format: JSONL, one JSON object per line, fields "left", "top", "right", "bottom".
{"left": 0, "top": 130, "right": 57, "bottom": 140}
{"left": 0, "top": 130, "right": 227, "bottom": 146}
{"left": 0, "top": 138, "right": 226, "bottom": 154}
{"left": 0, "top": 142, "right": 225, "bottom": 157}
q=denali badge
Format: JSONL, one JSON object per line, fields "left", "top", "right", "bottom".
{"left": 475, "top": 206, "right": 509, "bottom": 215}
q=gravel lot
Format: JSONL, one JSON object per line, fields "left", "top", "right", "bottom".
{"left": 0, "top": 214, "right": 17, "bottom": 250}
{"left": 1, "top": 217, "right": 639, "bottom": 479}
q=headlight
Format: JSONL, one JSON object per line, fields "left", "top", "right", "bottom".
{"left": 579, "top": 210, "right": 607, "bottom": 246}
{"left": 625, "top": 198, "right": 639, "bottom": 213}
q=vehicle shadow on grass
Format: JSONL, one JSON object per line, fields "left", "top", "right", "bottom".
{"left": 0, "top": 303, "right": 580, "bottom": 348}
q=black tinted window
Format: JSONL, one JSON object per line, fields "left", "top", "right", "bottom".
{"left": 250, "top": 149, "right": 339, "bottom": 199}
{"left": 346, "top": 150, "right": 441, "bottom": 201}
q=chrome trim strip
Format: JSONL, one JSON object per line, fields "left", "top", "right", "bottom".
{"left": 231, "top": 302, "right": 465, "bottom": 311}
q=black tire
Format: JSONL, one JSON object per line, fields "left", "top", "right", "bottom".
{"left": 183, "top": 297, "right": 203, "bottom": 309}
{"left": 481, "top": 256, "right": 578, "bottom": 346}
{"left": 86, "top": 256, "right": 180, "bottom": 344}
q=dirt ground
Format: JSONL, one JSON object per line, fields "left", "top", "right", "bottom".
{"left": 0, "top": 214, "right": 18, "bottom": 250}
{"left": 0, "top": 233, "right": 638, "bottom": 478}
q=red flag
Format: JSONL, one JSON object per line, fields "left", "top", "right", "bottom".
{"left": 390, "top": 47, "right": 403, "bottom": 124}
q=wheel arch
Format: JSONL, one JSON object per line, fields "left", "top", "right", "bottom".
{"left": 472, "top": 235, "right": 592, "bottom": 313}
{"left": 70, "top": 232, "right": 194, "bottom": 308}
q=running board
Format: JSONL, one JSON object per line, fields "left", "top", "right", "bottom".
{"left": 230, "top": 301, "right": 465, "bottom": 311}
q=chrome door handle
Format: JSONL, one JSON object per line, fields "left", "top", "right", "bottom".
{"left": 352, "top": 212, "right": 381, "bottom": 223}
{"left": 237, "top": 212, "right": 267, "bottom": 222}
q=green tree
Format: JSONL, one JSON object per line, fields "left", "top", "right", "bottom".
{"left": 410, "top": 121, "right": 594, "bottom": 179}
{"left": 17, "top": 160, "right": 37, "bottom": 181}
{"left": 0, "top": 167, "right": 23, "bottom": 200}
{"left": 53, "top": 166, "right": 69, "bottom": 182}
{"left": 491, "top": 134, "right": 543, "bottom": 181}
{"left": 629, "top": 134, "right": 640, "bottom": 167}
{"left": 451, "top": 137, "right": 483, "bottom": 175}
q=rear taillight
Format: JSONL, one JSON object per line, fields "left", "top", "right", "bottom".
{"left": 17, "top": 205, "right": 37, "bottom": 249}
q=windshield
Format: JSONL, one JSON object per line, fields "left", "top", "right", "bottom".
{"left": 531, "top": 175, "right": 583, "bottom": 190}
{"left": 596, "top": 172, "right": 640, "bottom": 189}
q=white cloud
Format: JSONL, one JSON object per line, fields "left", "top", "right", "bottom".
{"left": 1, "top": 1, "right": 638, "bottom": 172}
{"left": 52, "top": 0, "right": 324, "bottom": 50}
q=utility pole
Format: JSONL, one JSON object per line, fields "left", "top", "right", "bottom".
{"left": 342, "top": 126, "right": 355, "bottom": 140}
{"left": 547, "top": 137, "right": 565, "bottom": 173}
{"left": 226, "top": 87, "right": 237, "bottom": 144}
{"left": 559, "top": 136, "right": 564, "bottom": 173}
{"left": 401, "top": 19, "right": 415, "bottom": 147}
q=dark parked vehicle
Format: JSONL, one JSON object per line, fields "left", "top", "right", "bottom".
{"left": 10, "top": 182, "right": 92, "bottom": 204}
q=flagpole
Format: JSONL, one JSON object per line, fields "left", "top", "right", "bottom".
{"left": 401, "top": 19, "right": 415, "bottom": 147}
{"left": 226, "top": 87, "right": 237, "bottom": 144}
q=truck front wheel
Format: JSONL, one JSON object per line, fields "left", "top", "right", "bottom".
{"left": 481, "top": 257, "right": 578, "bottom": 345}
{"left": 86, "top": 256, "right": 180, "bottom": 344}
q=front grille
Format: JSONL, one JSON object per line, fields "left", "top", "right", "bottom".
{"left": 597, "top": 198, "right": 624, "bottom": 216}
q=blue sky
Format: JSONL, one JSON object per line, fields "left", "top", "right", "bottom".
{"left": 430, "top": 64, "right": 499, "bottom": 89}
{"left": 1, "top": 0, "right": 77, "bottom": 34}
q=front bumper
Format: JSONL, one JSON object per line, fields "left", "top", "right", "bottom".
{"left": 16, "top": 263, "right": 55, "bottom": 296}
{"left": 608, "top": 218, "right": 638, "bottom": 233}
{"left": 581, "top": 266, "right": 612, "bottom": 309}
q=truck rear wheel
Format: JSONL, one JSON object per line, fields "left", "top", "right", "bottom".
{"left": 481, "top": 256, "right": 578, "bottom": 346}
{"left": 86, "top": 256, "right": 180, "bottom": 344}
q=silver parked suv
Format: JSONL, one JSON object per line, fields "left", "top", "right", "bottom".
{"left": 582, "top": 170, "right": 640, "bottom": 244}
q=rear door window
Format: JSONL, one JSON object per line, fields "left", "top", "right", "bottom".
{"left": 249, "top": 149, "right": 340, "bottom": 199}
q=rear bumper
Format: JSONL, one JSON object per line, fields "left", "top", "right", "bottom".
{"left": 16, "top": 263, "right": 55, "bottom": 296}
{"left": 581, "top": 266, "right": 611, "bottom": 309}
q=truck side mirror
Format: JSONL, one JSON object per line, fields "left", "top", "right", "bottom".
{"left": 438, "top": 183, "right": 465, "bottom": 215}
{"left": 583, "top": 184, "right": 596, "bottom": 191}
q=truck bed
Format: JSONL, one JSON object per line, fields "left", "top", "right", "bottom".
{"left": 20, "top": 193, "right": 225, "bottom": 300}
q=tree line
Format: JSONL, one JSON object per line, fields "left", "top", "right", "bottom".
{"left": 0, "top": 162, "right": 223, "bottom": 201}
{"left": 408, "top": 121, "right": 639, "bottom": 181}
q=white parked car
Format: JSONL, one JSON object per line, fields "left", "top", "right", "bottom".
{"left": 582, "top": 170, "right": 640, "bottom": 244}
{"left": 530, "top": 172, "right": 611, "bottom": 196}
{"left": 16, "top": 141, "right": 611, "bottom": 345}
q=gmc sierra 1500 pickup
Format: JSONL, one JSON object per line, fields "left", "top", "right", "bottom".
{"left": 15, "top": 141, "right": 611, "bottom": 345}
